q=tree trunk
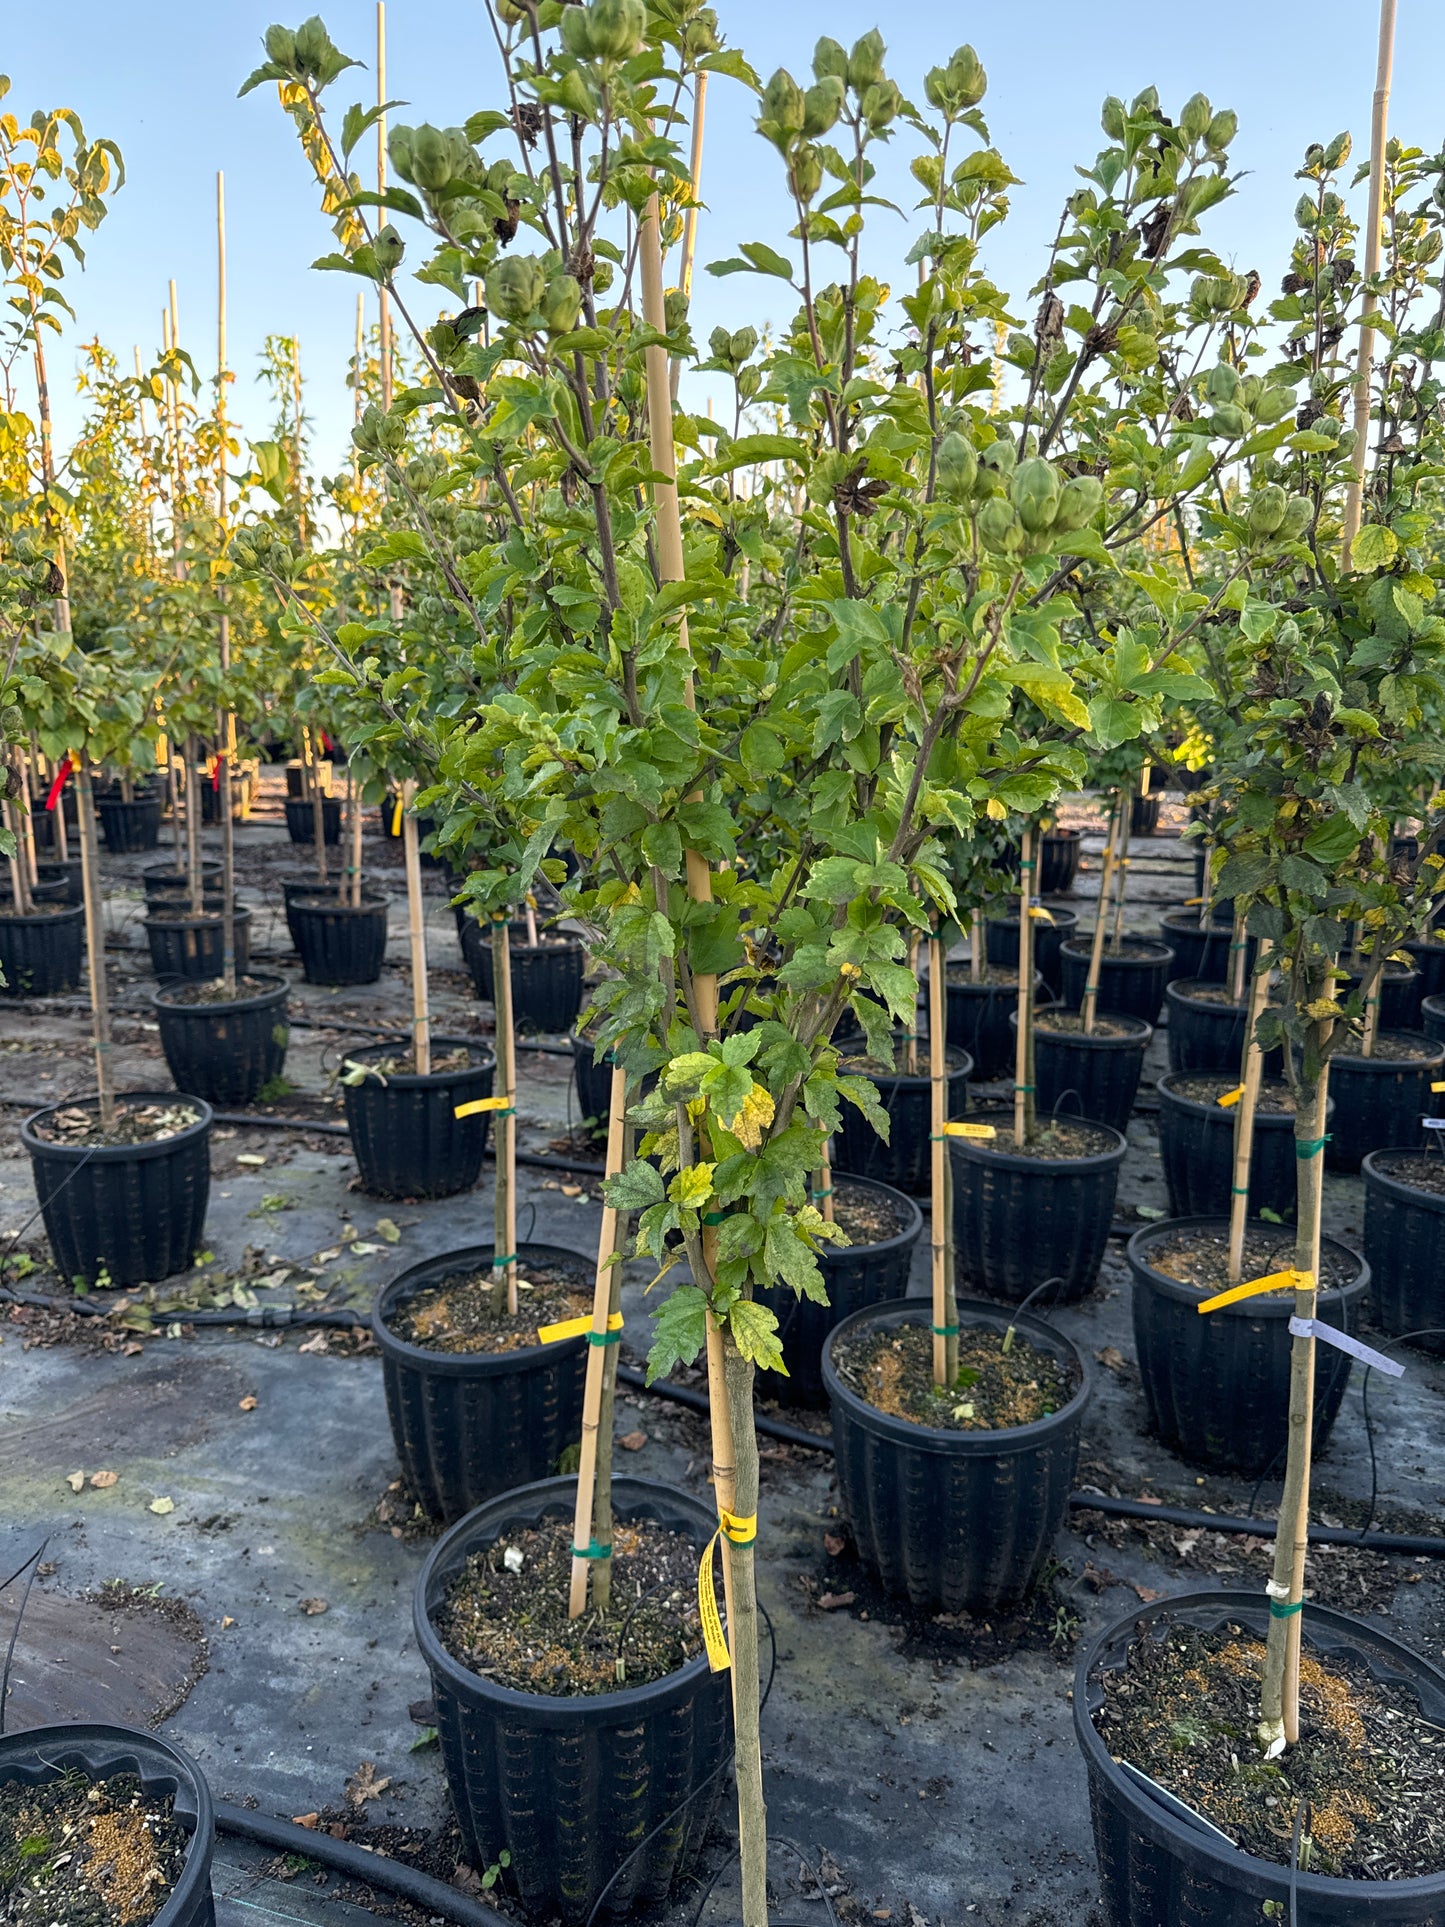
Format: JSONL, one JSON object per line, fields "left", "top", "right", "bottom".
{"left": 490, "top": 918, "right": 518, "bottom": 1316}
{"left": 76, "top": 758, "right": 115, "bottom": 1132}
{"left": 928, "top": 929, "right": 958, "bottom": 1384}
{"left": 1082, "top": 801, "right": 1120, "bottom": 1036}
{"left": 401, "top": 780, "right": 430, "bottom": 1073}
{"left": 346, "top": 766, "right": 363, "bottom": 909}
{"left": 722, "top": 1335, "right": 767, "bottom": 1927}
{"left": 185, "top": 734, "right": 204, "bottom": 915}
{"left": 1013, "top": 828, "right": 1035, "bottom": 1146}
{"left": 1226, "top": 940, "right": 1274, "bottom": 1283}
{"left": 570, "top": 1062, "right": 629, "bottom": 1619}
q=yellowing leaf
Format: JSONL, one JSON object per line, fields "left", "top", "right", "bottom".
{"left": 985, "top": 797, "right": 1007, "bottom": 822}
{"left": 149, "top": 1496, "right": 175, "bottom": 1515}
{"left": 722, "top": 1082, "right": 776, "bottom": 1151}
{"left": 374, "top": 1218, "right": 401, "bottom": 1243}
{"left": 669, "top": 1162, "right": 716, "bottom": 1208}
{"left": 90, "top": 1469, "right": 119, "bottom": 1489}
{"left": 65, "top": 1469, "right": 85, "bottom": 1493}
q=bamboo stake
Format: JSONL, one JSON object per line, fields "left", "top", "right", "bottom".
{"left": 401, "top": 778, "right": 430, "bottom": 1075}
{"left": 4, "top": 802, "right": 29, "bottom": 915}
{"left": 1342, "top": 0, "right": 1399, "bottom": 562}
{"left": 1110, "top": 784, "right": 1134, "bottom": 953}
{"left": 669, "top": 70, "right": 708, "bottom": 405}
{"left": 184, "top": 733, "right": 204, "bottom": 914}
{"left": 904, "top": 929, "right": 920, "bottom": 1075}
{"left": 969, "top": 911, "right": 982, "bottom": 985}
{"left": 814, "top": 1135, "right": 835, "bottom": 1225}
{"left": 929, "top": 927, "right": 958, "bottom": 1386}
{"left": 1014, "top": 828, "right": 1035, "bottom": 1147}
{"left": 302, "top": 727, "right": 328, "bottom": 883}
{"left": 1082, "top": 801, "right": 1120, "bottom": 1035}
{"left": 1226, "top": 939, "right": 1275, "bottom": 1283}
{"left": 524, "top": 895, "right": 539, "bottom": 948}
{"left": 345, "top": 766, "right": 363, "bottom": 909}
{"left": 570, "top": 1061, "right": 628, "bottom": 1619}
{"left": 1228, "top": 910, "right": 1248, "bottom": 1006}
{"left": 490, "top": 918, "right": 519, "bottom": 1316}
{"left": 76, "top": 757, "right": 115, "bottom": 1132}
{"left": 13, "top": 752, "right": 37, "bottom": 909}
{"left": 216, "top": 170, "right": 238, "bottom": 997}
{"left": 377, "top": 3, "right": 394, "bottom": 418}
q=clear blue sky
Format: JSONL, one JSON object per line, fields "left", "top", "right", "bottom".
{"left": 5, "top": 2, "right": 1438, "bottom": 471}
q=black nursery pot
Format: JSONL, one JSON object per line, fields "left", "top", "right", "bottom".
{"left": 153, "top": 974, "right": 289, "bottom": 1108}
{"left": 373, "top": 1243, "right": 589, "bottom": 1521}
{"left": 835, "top": 1043, "right": 973, "bottom": 1195}
{"left": 1163, "top": 978, "right": 1257, "bottom": 1076}
{"left": 1424, "top": 992, "right": 1445, "bottom": 1050}
{"left": 763, "top": 1176, "right": 924, "bottom": 1407}
{"left": 414, "top": 1476, "right": 731, "bottom": 1925}
{"left": 823, "top": 1298, "right": 1091, "bottom": 1613}
{"left": 1324, "top": 1031, "right": 1445, "bottom": 1171}
{"left": 1342, "top": 960, "right": 1422, "bottom": 1033}
{"left": 1157, "top": 907, "right": 1236, "bottom": 985}
{"left": 1039, "top": 827, "right": 1083, "bottom": 894}
{"left": 144, "top": 905, "right": 253, "bottom": 983}
{"left": 1026, "top": 1009, "right": 1152, "bottom": 1135}
{"left": 986, "top": 902, "right": 1079, "bottom": 999}
{"left": 284, "top": 794, "right": 341, "bottom": 845}
{"left": 0, "top": 1722, "right": 215, "bottom": 1927}
{"left": 945, "top": 971, "right": 1043, "bottom": 1081}
{"left": 1155, "top": 1073, "right": 1332, "bottom": 1222}
{"left": 290, "top": 891, "right": 389, "bottom": 986}
{"left": 342, "top": 1041, "right": 496, "bottom": 1200}
{"left": 1127, "top": 1217, "right": 1368, "bottom": 1476}
{"left": 1363, "top": 1149, "right": 1445, "bottom": 1355}
{"left": 1060, "top": 936, "right": 1173, "bottom": 1026}
{"left": 96, "top": 793, "right": 163, "bottom": 852}
{"left": 37, "top": 857, "right": 84, "bottom": 906}
{"left": 571, "top": 1032, "right": 616, "bottom": 1126}
{"left": 1405, "top": 937, "right": 1445, "bottom": 1014}
{"left": 460, "top": 915, "right": 588, "bottom": 1033}
{"left": 949, "top": 1109, "right": 1127, "bottom": 1303}
{"left": 0, "top": 904, "right": 84, "bottom": 996}
{"left": 0, "top": 875, "right": 68, "bottom": 907}
{"left": 1129, "top": 792, "right": 1160, "bottom": 837}
{"left": 1075, "top": 1589, "right": 1445, "bottom": 1927}
{"left": 143, "top": 859, "right": 223, "bottom": 904}
{"left": 21, "top": 1093, "right": 212, "bottom": 1288}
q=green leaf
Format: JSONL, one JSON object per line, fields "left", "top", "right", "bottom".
{"left": 603, "top": 1160, "right": 666, "bottom": 1211}
{"left": 641, "top": 821, "right": 683, "bottom": 876}
{"left": 1303, "top": 814, "right": 1364, "bottom": 865}
{"left": 728, "top": 1298, "right": 787, "bottom": 1375}
{"left": 1351, "top": 523, "right": 1398, "bottom": 573}
{"left": 707, "top": 242, "right": 795, "bottom": 282}
{"left": 647, "top": 1285, "right": 710, "bottom": 1383}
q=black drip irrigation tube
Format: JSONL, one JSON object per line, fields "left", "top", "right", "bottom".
{"left": 213, "top": 1801, "right": 511, "bottom": 1927}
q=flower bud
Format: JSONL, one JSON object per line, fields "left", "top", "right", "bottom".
{"left": 978, "top": 438, "right": 1016, "bottom": 488}
{"left": 486, "top": 252, "right": 547, "bottom": 323}
{"left": 1252, "top": 384, "right": 1296, "bottom": 426}
{"left": 789, "top": 141, "right": 824, "bottom": 202}
{"left": 388, "top": 126, "right": 415, "bottom": 183}
{"left": 1205, "top": 109, "right": 1237, "bottom": 152}
{"left": 1281, "top": 496, "right": 1314, "bottom": 541}
{"left": 495, "top": 0, "right": 529, "bottom": 21}
{"left": 1054, "top": 473, "right": 1104, "bottom": 532}
{"left": 1205, "top": 362, "right": 1239, "bottom": 406}
{"left": 846, "top": 29, "right": 885, "bottom": 91}
{"left": 803, "top": 76, "right": 844, "bottom": 137}
{"left": 664, "top": 287, "right": 690, "bottom": 334}
{"left": 410, "top": 124, "right": 452, "bottom": 191}
{"left": 560, "top": 8, "right": 595, "bottom": 56}
{"left": 1209, "top": 402, "right": 1247, "bottom": 440}
{"left": 761, "top": 68, "right": 806, "bottom": 142}
{"left": 977, "top": 497, "right": 1022, "bottom": 554}
{"left": 1011, "top": 456, "right": 1062, "bottom": 533}
{"left": 586, "top": 0, "right": 646, "bottom": 61}
{"left": 1101, "top": 96, "right": 1126, "bottom": 142}
{"left": 729, "top": 326, "right": 758, "bottom": 363}
{"left": 861, "top": 79, "right": 900, "bottom": 133}
{"left": 813, "top": 36, "right": 848, "bottom": 81}
{"left": 1179, "top": 93, "right": 1212, "bottom": 143}
{"left": 543, "top": 273, "right": 584, "bottom": 336}
{"left": 374, "top": 225, "right": 405, "bottom": 276}
{"left": 1247, "top": 484, "right": 1288, "bottom": 538}
{"left": 935, "top": 431, "right": 977, "bottom": 502}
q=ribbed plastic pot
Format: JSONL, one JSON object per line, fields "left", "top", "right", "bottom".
{"left": 290, "top": 892, "right": 388, "bottom": 986}
{"left": 949, "top": 1110, "right": 1127, "bottom": 1303}
{"left": 1405, "top": 939, "right": 1445, "bottom": 1015}
{"left": 462, "top": 919, "right": 588, "bottom": 1033}
{"left": 284, "top": 795, "right": 341, "bottom": 845}
{"left": 1026, "top": 1010, "right": 1151, "bottom": 1135}
{"left": 1363, "top": 1150, "right": 1445, "bottom": 1356}
{"left": 945, "top": 972, "right": 1042, "bottom": 1081}
{"left": 343, "top": 1042, "right": 496, "bottom": 1200}
{"left": 0, "top": 1722, "right": 215, "bottom": 1927}
{"left": 1129, "top": 793, "right": 1160, "bottom": 837}
{"left": 1425, "top": 993, "right": 1445, "bottom": 1050}
{"left": 153, "top": 974, "right": 289, "bottom": 1108}
{"left": 0, "top": 904, "right": 84, "bottom": 996}
{"left": 1127, "top": 1216, "right": 1367, "bottom": 1475}
{"left": 1163, "top": 978, "right": 1251, "bottom": 1076}
{"left": 37, "top": 858, "right": 84, "bottom": 906}
{"left": 144, "top": 906, "right": 253, "bottom": 983}
{"left": 143, "top": 860, "right": 223, "bottom": 904}
{"left": 824, "top": 1298, "right": 1091, "bottom": 1612}
{"left": 373, "top": 1243, "right": 589, "bottom": 1521}
{"left": 95, "top": 794, "right": 163, "bottom": 852}
{"left": 571, "top": 1033, "right": 615, "bottom": 1125}
{"left": 1324, "top": 1033, "right": 1445, "bottom": 1171}
{"left": 1157, "top": 908, "right": 1235, "bottom": 985}
{"left": 1060, "top": 937, "right": 1173, "bottom": 1025}
{"left": 1039, "top": 828, "right": 1082, "bottom": 894}
{"left": 0, "top": 875, "right": 68, "bottom": 907}
{"left": 1342, "top": 961, "right": 1422, "bottom": 1034}
{"left": 1076, "top": 1589, "right": 1445, "bottom": 1926}
{"left": 835, "top": 1047, "right": 973, "bottom": 1195}
{"left": 21, "top": 1093, "right": 212, "bottom": 1288}
{"left": 762, "top": 1177, "right": 924, "bottom": 1407}
{"left": 1155, "top": 1074, "right": 1331, "bottom": 1222}
{"left": 987, "top": 904, "right": 1079, "bottom": 1000}
{"left": 414, "top": 1476, "right": 731, "bottom": 1924}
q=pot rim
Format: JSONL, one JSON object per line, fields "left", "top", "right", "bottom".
{"left": 143, "top": 903, "right": 254, "bottom": 930}
{"left": 1329, "top": 1029, "right": 1445, "bottom": 1072}
{"left": 818, "top": 1172, "right": 924, "bottom": 1260}
{"left": 0, "top": 902, "right": 84, "bottom": 926}
{"left": 1125, "top": 1213, "right": 1368, "bottom": 1315}
{"left": 1021, "top": 1007, "right": 1153, "bottom": 1046}
{"left": 1164, "top": 977, "right": 1247, "bottom": 1013}
{"left": 1155, "top": 1070, "right": 1320, "bottom": 1125}
{"left": 289, "top": 891, "right": 391, "bottom": 915}
{"left": 835, "top": 1040, "right": 974, "bottom": 1087}
{"left": 342, "top": 1038, "right": 498, "bottom": 1088}
{"left": 1059, "top": 936, "right": 1174, "bottom": 966}
{"left": 0, "top": 1718, "right": 214, "bottom": 1871}
{"left": 1157, "top": 905, "right": 1235, "bottom": 932}
{"left": 1362, "top": 1146, "right": 1445, "bottom": 1215}
{"left": 151, "top": 971, "right": 289, "bottom": 1017}
{"left": 944, "top": 1106, "right": 1127, "bottom": 1169}
{"left": 821, "top": 1295, "right": 1092, "bottom": 1455}
{"left": 412, "top": 1473, "right": 722, "bottom": 1723}
{"left": 1073, "top": 1586, "right": 1445, "bottom": 1901}
{"left": 372, "top": 1240, "right": 590, "bottom": 1376}
{"left": 21, "top": 1091, "right": 214, "bottom": 1163}
{"left": 988, "top": 903, "right": 1080, "bottom": 930}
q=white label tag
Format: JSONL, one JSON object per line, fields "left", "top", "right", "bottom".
{"left": 1288, "top": 1316, "right": 1405, "bottom": 1377}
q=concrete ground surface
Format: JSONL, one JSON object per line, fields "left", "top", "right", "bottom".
{"left": 1, "top": 775, "right": 1442, "bottom": 1927}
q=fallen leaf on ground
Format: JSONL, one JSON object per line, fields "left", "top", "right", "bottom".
{"left": 291, "top": 1813, "right": 319, "bottom": 1830}
{"left": 1133, "top": 1584, "right": 1166, "bottom": 1603}
{"left": 221, "top": 1616, "right": 235, "bottom": 1629}
{"left": 618, "top": 1431, "right": 647, "bottom": 1452}
{"left": 817, "top": 1591, "right": 856, "bottom": 1612}
{"left": 149, "top": 1497, "right": 175, "bottom": 1515}
{"left": 374, "top": 1218, "right": 401, "bottom": 1243}
{"left": 298, "top": 1332, "right": 330, "bottom": 1355}
{"left": 345, "top": 1761, "right": 391, "bottom": 1805}
{"left": 239, "top": 1395, "right": 258, "bottom": 1412}
{"left": 1094, "top": 1346, "right": 1129, "bottom": 1375}
{"left": 90, "top": 1470, "right": 119, "bottom": 1489}
{"left": 236, "top": 1153, "right": 268, "bottom": 1167}
{"left": 122, "top": 1342, "right": 144, "bottom": 1356}
{"left": 65, "top": 1470, "right": 85, "bottom": 1493}
{"left": 561, "top": 1184, "right": 582, "bottom": 1198}
{"left": 299, "top": 1597, "right": 328, "bottom": 1615}
{"left": 351, "top": 1241, "right": 384, "bottom": 1256}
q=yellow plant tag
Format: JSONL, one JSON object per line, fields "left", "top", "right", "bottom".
{"left": 537, "top": 1310, "right": 623, "bottom": 1345}
{"left": 454, "top": 1095, "right": 514, "bottom": 1117}
{"left": 942, "top": 1122, "right": 997, "bottom": 1140}
{"left": 698, "top": 1530, "right": 732, "bottom": 1672}
{"left": 1216, "top": 1086, "right": 1246, "bottom": 1109}
{"left": 391, "top": 797, "right": 403, "bottom": 836}
{"left": 1198, "top": 1269, "right": 1314, "bottom": 1315}
{"left": 1028, "top": 906, "right": 1055, "bottom": 923}
{"left": 1432, "top": 1082, "right": 1445, "bottom": 1093}
{"left": 1183, "top": 897, "right": 1205, "bottom": 907}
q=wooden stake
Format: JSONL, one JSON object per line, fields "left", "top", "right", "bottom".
{"left": 302, "top": 727, "right": 328, "bottom": 883}
{"left": 669, "top": 70, "right": 708, "bottom": 405}
{"left": 184, "top": 732, "right": 204, "bottom": 914}
{"left": 969, "top": 911, "right": 982, "bottom": 985}
{"left": 376, "top": 3, "right": 394, "bottom": 417}
{"left": 345, "top": 766, "right": 363, "bottom": 909}
{"left": 490, "top": 918, "right": 518, "bottom": 1316}
{"left": 904, "top": 928, "right": 920, "bottom": 1075}
{"left": 76, "top": 757, "right": 115, "bottom": 1132}
{"left": 929, "top": 927, "right": 958, "bottom": 1386}
{"left": 1226, "top": 939, "right": 1275, "bottom": 1283}
{"left": 1228, "top": 910, "right": 1248, "bottom": 1006}
{"left": 570, "top": 1062, "right": 628, "bottom": 1619}
{"left": 216, "top": 169, "right": 238, "bottom": 997}
{"left": 1014, "top": 828, "right": 1035, "bottom": 1147}
{"left": 814, "top": 1135, "right": 835, "bottom": 1225}
{"left": 1110, "top": 785, "right": 1134, "bottom": 953}
{"left": 1082, "top": 801, "right": 1120, "bottom": 1036}
{"left": 1342, "top": 0, "right": 1399, "bottom": 561}
{"left": 4, "top": 800, "right": 29, "bottom": 915}
{"left": 401, "top": 779, "right": 430, "bottom": 1075}
{"left": 12, "top": 752, "right": 36, "bottom": 911}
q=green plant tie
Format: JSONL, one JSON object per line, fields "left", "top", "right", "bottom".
{"left": 1013, "top": 1083, "right": 1035, "bottom": 1093}
{"left": 811, "top": 1188, "right": 833, "bottom": 1201}
{"left": 1268, "top": 1598, "right": 1304, "bottom": 1618}
{"left": 1019, "top": 859, "right": 1035, "bottom": 870}
{"left": 931, "top": 1323, "right": 959, "bottom": 1337}
{"left": 1083, "top": 984, "right": 1100, "bottom": 995}
{"left": 573, "top": 1541, "right": 612, "bottom": 1560}
{"left": 587, "top": 1328, "right": 621, "bottom": 1347}
{"left": 492, "top": 1252, "right": 517, "bottom": 1268}
{"left": 1231, "top": 1185, "right": 1250, "bottom": 1196}
{"left": 702, "top": 1212, "right": 728, "bottom": 1225}
{"left": 1295, "top": 1136, "right": 1331, "bottom": 1159}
